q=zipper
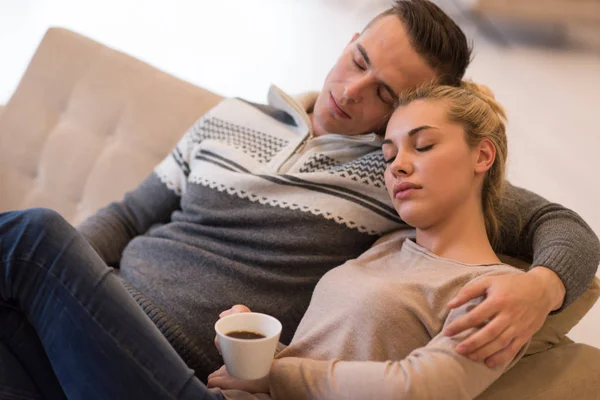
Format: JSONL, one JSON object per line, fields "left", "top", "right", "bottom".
{"left": 296, "top": 131, "right": 314, "bottom": 154}
{"left": 277, "top": 131, "right": 314, "bottom": 173}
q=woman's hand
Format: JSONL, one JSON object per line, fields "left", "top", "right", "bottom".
{"left": 207, "top": 365, "right": 270, "bottom": 394}
{"left": 444, "top": 268, "right": 565, "bottom": 367}
{"left": 214, "top": 304, "right": 252, "bottom": 354}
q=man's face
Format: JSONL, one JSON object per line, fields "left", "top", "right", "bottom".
{"left": 312, "top": 15, "right": 437, "bottom": 136}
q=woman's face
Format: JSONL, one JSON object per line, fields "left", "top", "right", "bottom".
{"left": 383, "top": 99, "right": 488, "bottom": 230}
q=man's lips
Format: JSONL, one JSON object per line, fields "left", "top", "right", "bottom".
{"left": 329, "top": 92, "right": 351, "bottom": 119}
{"left": 393, "top": 182, "right": 422, "bottom": 199}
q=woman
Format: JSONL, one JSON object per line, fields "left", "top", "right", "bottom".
{"left": 0, "top": 81, "right": 525, "bottom": 399}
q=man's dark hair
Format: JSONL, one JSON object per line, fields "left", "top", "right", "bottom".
{"left": 365, "top": 0, "right": 472, "bottom": 86}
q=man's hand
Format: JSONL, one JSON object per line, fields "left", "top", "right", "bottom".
{"left": 443, "top": 267, "right": 565, "bottom": 367}
{"left": 207, "top": 365, "right": 270, "bottom": 394}
{"left": 214, "top": 304, "right": 252, "bottom": 354}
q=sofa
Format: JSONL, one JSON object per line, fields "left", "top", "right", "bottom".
{"left": 1, "top": 28, "right": 600, "bottom": 399}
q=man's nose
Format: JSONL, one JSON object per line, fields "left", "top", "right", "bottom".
{"left": 342, "top": 76, "right": 369, "bottom": 104}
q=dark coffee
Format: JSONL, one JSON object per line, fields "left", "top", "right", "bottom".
{"left": 225, "top": 330, "right": 266, "bottom": 340}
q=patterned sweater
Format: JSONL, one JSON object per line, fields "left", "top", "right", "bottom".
{"left": 78, "top": 85, "right": 600, "bottom": 376}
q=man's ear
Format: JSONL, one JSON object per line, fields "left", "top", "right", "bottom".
{"left": 349, "top": 32, "right": 360, "bottom": 44}
{"left": 474, "top": 138, "right": 496, "bottom": 175}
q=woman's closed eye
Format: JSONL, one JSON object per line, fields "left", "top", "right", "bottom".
{"left": 416, "top": 144, "right": 434, "bottom": 152}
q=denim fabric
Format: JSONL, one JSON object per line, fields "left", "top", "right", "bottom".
{"left": 0, "top": 299, "right": 64, "bottom": 399}
{"left": 0, "top": 209, "right": 223, "bottom": 400}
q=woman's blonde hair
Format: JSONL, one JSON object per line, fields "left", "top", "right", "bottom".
{"left": 396, "top": 80, "right": 508, "bottom": 246}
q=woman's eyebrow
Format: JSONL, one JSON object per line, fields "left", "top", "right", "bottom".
{"left": 382, "top": 125, "right": 438, "bottom": 145}
{"left": 408, "top": 125, "right": 437, "bottom": 137}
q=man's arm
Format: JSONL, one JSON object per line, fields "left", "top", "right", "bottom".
{"left": 78, "top": 114, "right": 212, "bottom": 265}
{"left": 495, "top": 181, "right": 600, "bottom": 310}
{"left": 77, "top": 173, "right": 181, "bottom": 266}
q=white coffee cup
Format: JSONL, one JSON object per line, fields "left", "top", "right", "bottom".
{"left": 214, "top": 312, "right": 282, "bottom": 380}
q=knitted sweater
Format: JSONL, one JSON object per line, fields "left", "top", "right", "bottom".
{"left": 78, "top": 85, "right": 600, "bottom": 375}
{"left": 221, "top": 232, "right": 528, "bottom": 400}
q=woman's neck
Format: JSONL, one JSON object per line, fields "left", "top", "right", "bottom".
{"left": 415, "top": 194, "right": 500, "bottom": 265}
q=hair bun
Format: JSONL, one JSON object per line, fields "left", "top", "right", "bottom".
{"left": 460, "top": 80, "right": 506, "bottom": 120}
{"left": 461, "top": 81, "right": 494, "bottom": 99}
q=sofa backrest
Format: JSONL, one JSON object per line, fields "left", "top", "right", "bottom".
{"left": 0, "top": 28, "right": 223, "bottom": 225}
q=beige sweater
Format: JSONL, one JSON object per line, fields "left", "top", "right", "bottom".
{"left": 222, "top": 230, "right": 527, "bottom": 400}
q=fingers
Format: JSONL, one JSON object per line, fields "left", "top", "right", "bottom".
{"left": 484, "top": 337, "right": 526, "bottom": 368}
{"left": 444, "top": 298, "right": 496, "bottom": 337}
{"left": 207, "top": 366, "right": 227, "bottom": 388}
{"left": 219, "top": 304, "right": 252, "bottom": 318}
{"left": 455, "top": 316, "right": 508, "bottom": 355}
{"left": 461, "top": 321, "right": 514, "bottom": 361}
{"left": 447, "top": 279, "right": 489, "bottom": 309}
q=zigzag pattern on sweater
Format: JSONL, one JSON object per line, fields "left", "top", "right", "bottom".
{"left": 184, "top": 116, "right": 289, "bottom": 164}
{"left": 299, "top": 154, "right": 342, "bottom": 173}
{"left": 155, "top": 170, "right": 183, "bottom": 196}
{"left": 189, "top": 175, "right": 381, "bottom": 235}
{"left": 328, "top": 151, "right": 387, "bottom": 188}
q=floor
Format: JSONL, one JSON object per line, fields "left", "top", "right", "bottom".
{"left": 0, "top": 0, "right": 599, "bottom": 347}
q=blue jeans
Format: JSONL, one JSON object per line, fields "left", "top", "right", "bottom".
{"left": 0, "top": 209, "right": 224, "bottom": 400}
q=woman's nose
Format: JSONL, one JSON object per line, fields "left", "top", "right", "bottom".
{"left": 390, "top": 151, "right": 413, "bottom": 177}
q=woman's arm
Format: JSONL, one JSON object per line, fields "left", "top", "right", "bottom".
{"left": 266, "top": 296, "right": 527, "bottom": 400}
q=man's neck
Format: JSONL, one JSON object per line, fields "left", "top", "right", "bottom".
{"left": 416, "top": 194, "right": 499, "bottom": 265}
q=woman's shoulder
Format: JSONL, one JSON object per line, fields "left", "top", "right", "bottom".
{"left": 466, "top": 262, "right": 525, "bottom": 285}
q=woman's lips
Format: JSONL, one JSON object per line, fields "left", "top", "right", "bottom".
{"left": 395, "top": 188, "right": 417, "bottom": 200}
{"left": 329, "top": 92, "right": 351, "bottom": 119}
{"left": 393, "top": 182, "right": 422, "bottom": 199}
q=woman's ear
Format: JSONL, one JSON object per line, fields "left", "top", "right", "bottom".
{"left": 474, "top": 138, "right": 496, "bottom": 175}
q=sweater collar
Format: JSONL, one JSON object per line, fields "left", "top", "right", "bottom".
{"left": 267, "top": 85, "right": 383, "bottom": 148}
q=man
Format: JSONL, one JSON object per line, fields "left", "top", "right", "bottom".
{"left": 68, "top": 0, "right": 598, "bottom": 381}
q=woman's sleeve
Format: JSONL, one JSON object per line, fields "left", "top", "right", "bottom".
{"left": 267, "top": 296, "right": 528, "bottom": 400}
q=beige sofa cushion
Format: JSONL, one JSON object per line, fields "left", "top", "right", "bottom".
{"left": 0, "top": 28, "right": 223, "bottom": 225}
{"left": 479, "top": 341, "right": 600, "bottom": 399}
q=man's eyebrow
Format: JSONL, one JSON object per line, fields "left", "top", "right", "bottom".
{"left": 357, "top": 43, "right": 371, "bottom": 65}
{"left": 357, "top": 43, "right": 398, "bottom": 101}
